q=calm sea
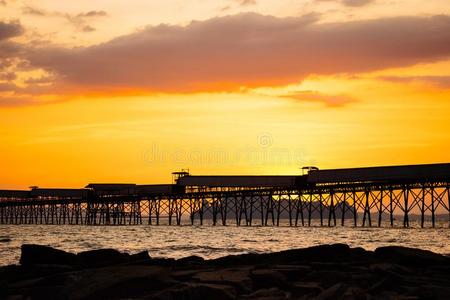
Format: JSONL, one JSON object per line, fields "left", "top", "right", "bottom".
{"left": 1, "top": 223, "right": 449, "bottom": 266}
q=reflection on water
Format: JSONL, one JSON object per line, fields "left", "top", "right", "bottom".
{"left": 1, "top": 223, "right": 449, "bottom": 265}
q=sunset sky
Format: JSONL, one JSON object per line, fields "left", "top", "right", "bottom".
{"left": 1, "top": 0, "right": 450, "bottom": 189}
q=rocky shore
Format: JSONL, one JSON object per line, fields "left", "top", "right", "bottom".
{"left": 0, "top": 244, "right": 449, "bottom": 299}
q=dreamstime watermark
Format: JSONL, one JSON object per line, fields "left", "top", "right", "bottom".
{"left": 142, "top": 133, "right": 315, "bottom": 167}
{"left": 257, "top": 132, "right": 273, "bottom": 148}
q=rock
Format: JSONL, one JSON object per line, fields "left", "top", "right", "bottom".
{"left": 315, "top": 283, "right": 347, "bottom": 300}
{"left": 375, "top": 246, "right": 450, "bottom": 267}
{"left": 250, "top": 269, "right": 287, "bottom": 289}
{"left": 290, "top": 282, "right": 323, "bottom": 296}
{"left": 275, "top": 243, "right": 352, "bottom": 264}
{"left": 209, "top": 253, "right": 260, "bottom": 266}
{"left": 342, "top": 286, "right": 368, "bottom": 300}
{"left": 148, "top": 258, "right": 176, "bottom": 266}
{"left": 211, "top": 244, "right": 354, "bottom": 267}
{"left": 190, "top": 283, "right": 236, "bottom": 300}
{"left": 369, "top": 263, "right": 411, "bottom": 274}
{"left": 192, "top": 268, "right": 252, "bottom": 292}
{"left": 60, "top": 265, "right": 171, "bottom": 299}
{"left": 272, "top": 265, "right": 312, "bottom": 281}
{"left": 163, "top": 283, "right": 236, "bottom": 300}
{"left": 242, "top": 287, "right": 287, "bottom": 299}
{"left": 4, "top": 244, "right": 450, "bottom": 299}
{"left": 177, "top": 255, "right": 205, "bottom": 265}
{"left": 77, "top": 249, "right": 130, "bottom": 267}
{"left": 129, "top": 250, "right": 151, "bottom": 262}
{"left": 350, "top": 246, "right": 373, "bottom": 262}
{"left": 20, "top": 244, "right": 77, "bottom": 266}
{"left": 172, "top": 269, "right": 200, "bottom": 280}
{"left": 301, "top": 270, "right": 348, "bottom": 288}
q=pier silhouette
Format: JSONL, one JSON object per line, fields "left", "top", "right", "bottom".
{"left": 1, "top": 163, "right": 449, "bottom": 227}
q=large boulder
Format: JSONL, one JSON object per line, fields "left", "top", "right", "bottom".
{"left": 210, "top": 244, "right": 353, "bottom": 266}
{"left": 153, "top": 282, "right": 236, "bottom": 300}
{"left": 250, "top": 269, "right": 288, "bottom": 289}
{"left": 20, "top": 245, "right": 151, "bottom": 269}
{"left": 20, "top": 244, "right": 77, "bottom": 266}
{"left": 61, "top": 265, "right": 171, "bottom": 299}
{"left": 177, "top": 255, "right": 205, "bottom": 265}
{"left": 278, "top": 243, "right": 353, "bottom": 263}
{"left": 375, "top": 246, "right": 450, "bottom": 267}
{"left": 192, "top": 268, "right": 253, "bottom": 293}
{"left": 77, "top": 249, "right": 131, "bottom": 267}
{"left": 129, "top": 250, "right": 151, "bottom": 262}
{"left": 182, "top": 283, "right": 237, "bottom": 300}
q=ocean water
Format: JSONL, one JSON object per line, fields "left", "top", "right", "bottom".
{"left": 1, "top": 223, "right": 449, "bottom": 266}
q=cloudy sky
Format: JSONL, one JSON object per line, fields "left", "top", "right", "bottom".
{"left": 1, "top": 0, "right": 450, "bottom": 188}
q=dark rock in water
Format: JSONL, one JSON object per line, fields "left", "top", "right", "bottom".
{"left": 315, "top": 283, "right": 348, "bottom": 300}
{"left": 129, "top": 250, "right": 151, "bottom": 262}
{"left": 210, "top": 243, "right": 353, "bottom": 267}
{"left": 60, "top": 265, "right": 171, "bottom": 299}
{"left": 154, "top": 282, "right": 236, "bottom": 300}
{"left": 192, "top": 268, "right": 253, "bottom": 293}
{"left": 20, "top": 244, "right": 77, "bottom": 266}
{"left": 290, "top": 282, "right": 323, "bottom": 297}
{"left": 375, "top": 246, "right": 450, "bottom": 267}
{"left": 77, "top": 248, "right": 130, "bottom": 267}
{"left": 148, "top": 257, "right": 176, "bottom": 266}
{"left": 242, "top": 287, "right": 287, "bottom": 299}
{"left": 20, "top": 245, "right": 151, "bottom": 269}
{"left": 184, "top": 283, "right": 237, "bottom": 300}
{"left": 301, "top": 270, "right": 348, "bottom": 288}
{"left": 250, "top": 268, "right": 288, "bottom": 289}
{"left": 271, "top": 265, "right": 312, "bottom": 281}
{"left": 2, "top": 243, "right": 449, "bottom": 299}
{"left": 176, "top": 255, "right": 204, "bottom": 265}
{"left": 283, "top": 243, "right": 352, "bottom": 262}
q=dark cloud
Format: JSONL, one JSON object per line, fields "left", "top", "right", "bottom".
{"left": 23, "top": 13, "right": 450, "bottom": 94}
{"left": 81, "top": 25, "right": 96, "bottom": 32}
{"left": 282, "top": 91, "right": 358, "bottom": 107}
{"left": 0, "top": 82, "right": 17, "bottom": 91}
{"left": 0, "top": 71, "right": 16, "bottom": 80}
{"left": 0, "top": 41, "right": 23, "bottom": 60}
{"left": 77, "top": 10, "right": 108, "bottom": 18}
{"left": 22, "top": 6, "right": 46, "bottom": 16}
{"left": 0, "top": 0, "right": 15, "bottom": 6}
{"left": 65, "top": 10, "right": 107, "bottom": 32}
{"left": 342, "top": 0, "right": 375, "bottom": 7}
{"left": 21, "top": 6, "right": 107, "bottom": 32}
{"left": 379, "top": 76, "right": 450, "bottom": 88}
{"left": 0, "top": 20, "right": 23, "bottom": 40}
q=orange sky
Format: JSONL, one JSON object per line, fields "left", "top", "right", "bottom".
{"left": 1, "top": 0, "right": 450, "bottom": 189}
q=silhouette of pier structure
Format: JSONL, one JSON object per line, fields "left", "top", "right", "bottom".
{"left": 1, "top": 163, "right": 450, "bottom": 227}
